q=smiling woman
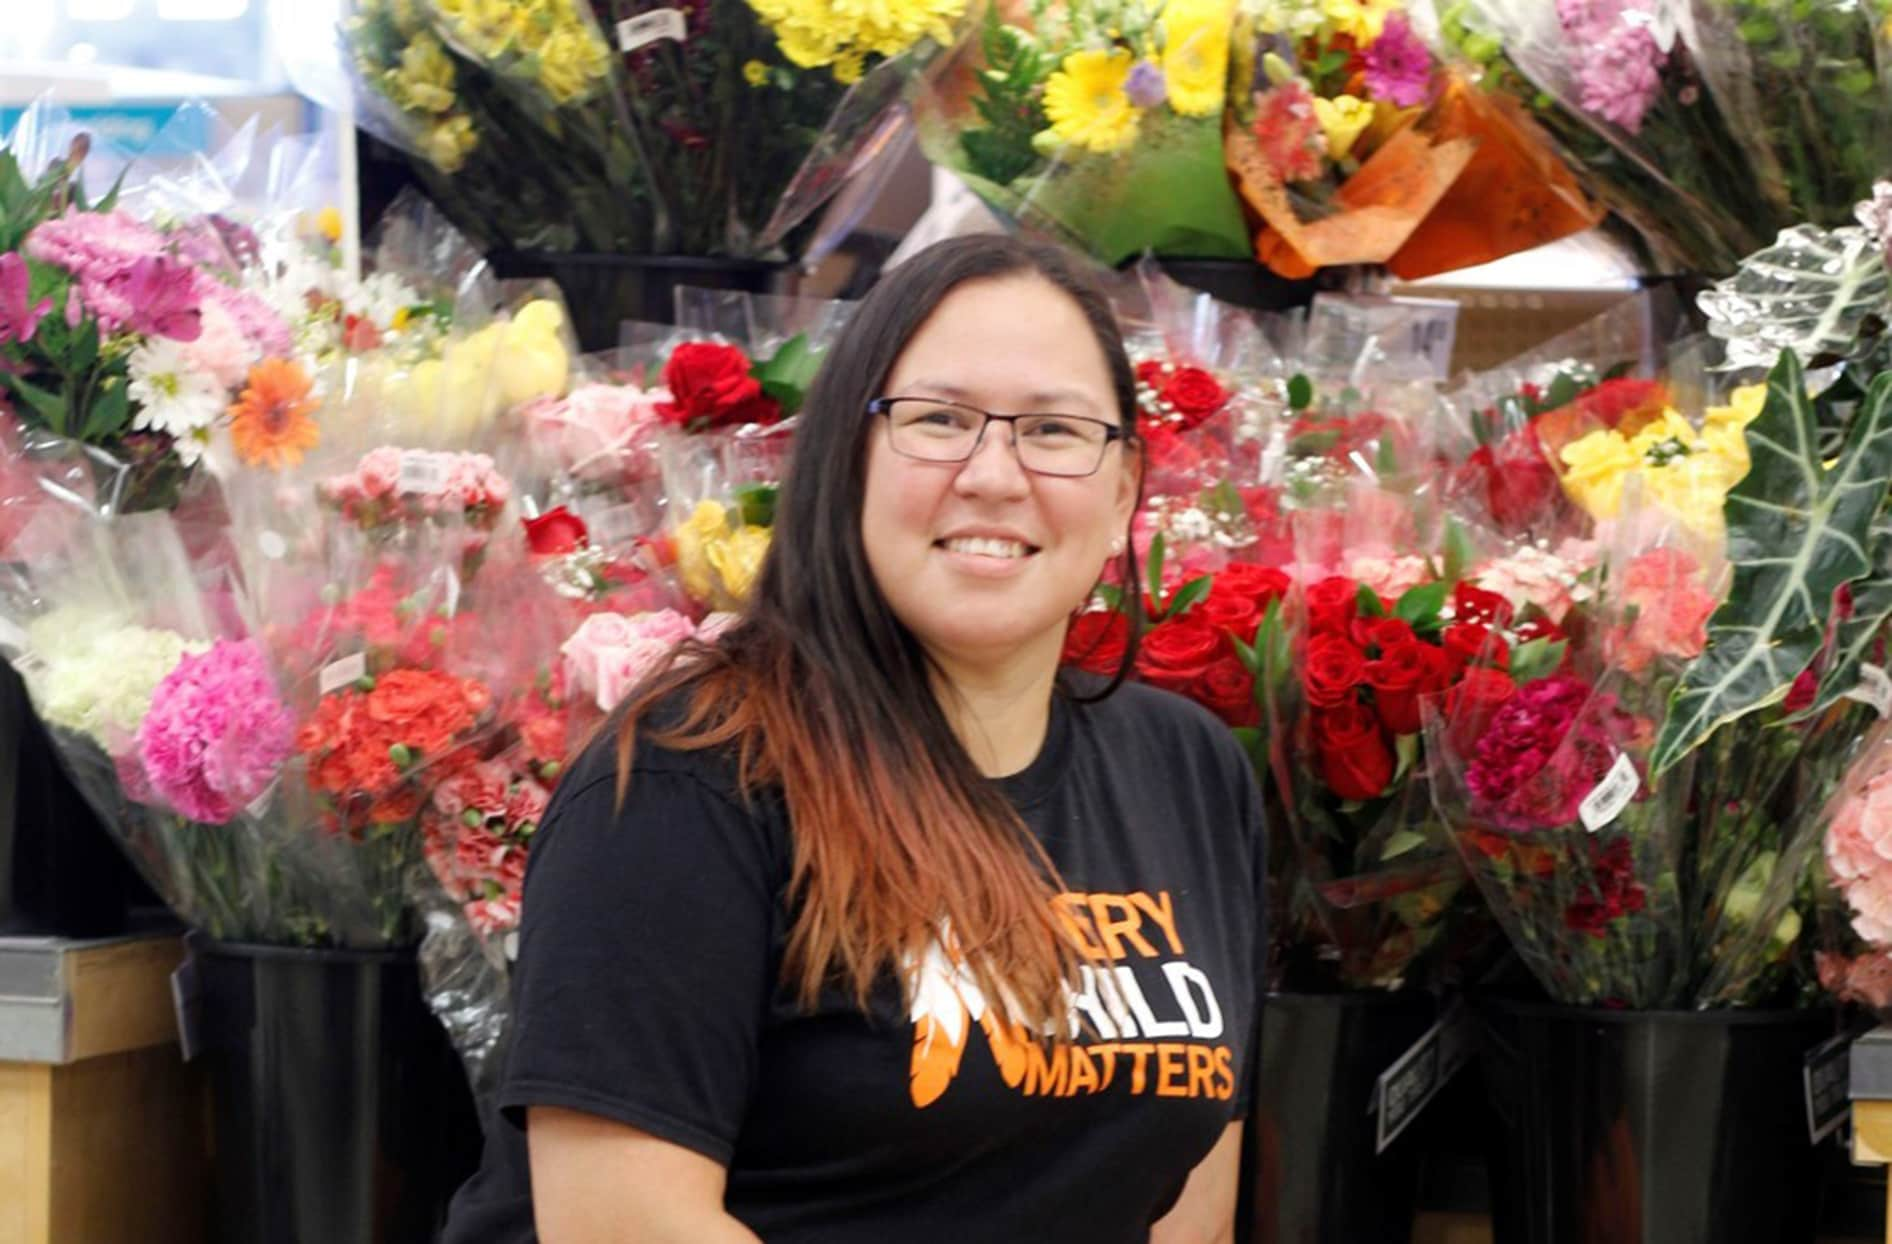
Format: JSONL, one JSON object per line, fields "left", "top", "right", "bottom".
{"left": 442, "top": 235, "right": 1266, "bottom": 1244}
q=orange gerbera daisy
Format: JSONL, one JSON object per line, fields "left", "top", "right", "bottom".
{"left": 229, "top": 358, "right": 319, "bottom": 470}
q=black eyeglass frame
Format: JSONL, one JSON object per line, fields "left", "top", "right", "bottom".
{"left": 866, "top": 397, "right": 1132, "bottom": 479}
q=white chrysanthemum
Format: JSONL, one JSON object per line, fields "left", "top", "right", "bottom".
{"left": 128, "top": 338, "right": 224, "bottom": 465}
{"left": 24, "top": 610, "right": 206, "bottom": 749}
{"left": 354, "top": 272, "right": 421, "bottom": 329}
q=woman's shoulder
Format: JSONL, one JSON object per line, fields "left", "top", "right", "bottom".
{"left": 1068, "top": 676, "right": 1252, "bottom": 770}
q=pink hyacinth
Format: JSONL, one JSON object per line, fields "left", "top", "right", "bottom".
{"left": 1556, "top": 0, "right": 1667, "bottom": 134}
{"left": 1363, "top": 13, "right": 1432, "bottom": 108}
{"left": 1466, "top": 674, "right": 1631, "bottom": 831}
{"left": 136, "top": 639, "right": 293, "bottom": 824}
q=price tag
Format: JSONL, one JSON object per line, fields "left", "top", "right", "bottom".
{"left": 319, "top": 652, "right": 368, "bottom": 696}
{"left": 1805, "top": 1031, "right": 1854, "bottom": 1144}
{"left": 1374, "top": 1000, "right": 1474, "bottom": 1153}
{"left": 503, "top": 931, "right": 520, "bottom": 963}
{"left": 617, "top": 8, "right": 687, "bottom": 50}
{"left": 1845, "top": 664, "right": 1892, "bottom": 717}
{"left": 1579, "top": 752, "right": 1640, "bottom": 832}
{"left": 398, "top": 450, "right": 449, "bottom": 495}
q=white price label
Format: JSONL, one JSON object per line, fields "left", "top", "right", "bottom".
{"left": 398, "top": 450, "right": 449, "bottom": 495}
{"left": 258, "top": 529, "right": 288, "bottom": 561}
{"left": 319, "top": 652, "right": 368, "bottom": 696}
{"left": 1579, "top": 752, "right": 1640, "bottom": 832}
{"left": 1845, "top": 664, "right": 1892, "bottom": 717}
{"left": 616, "top": 8, "right": 687, "bottom": 51}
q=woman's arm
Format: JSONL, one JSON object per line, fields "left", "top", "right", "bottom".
{"left": 529, "top": 1108, "right": 763, "bottom": 1244}
{"left": 1147, "top": 1121, "right": 1244, "bottom": 1244}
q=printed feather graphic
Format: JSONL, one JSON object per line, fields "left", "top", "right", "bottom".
{"left": 908, "top": 936, "right": 980, "bottom": 1108}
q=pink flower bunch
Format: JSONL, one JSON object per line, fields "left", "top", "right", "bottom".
{"left": 1466, "top": 674, "right": 1634, "bottom": 831}
{"left": 1556, "top": 0, "right": 1668, "bottom": 134}
{"left": 1827, "top": 761, "right": 1892, "bottom": 943}
{"left": 26, "top": 210, "right": 204, "bottom": 340}
{"left": 423, "top": 757, "right": 550, "bottom": 937}
{"left": 289, "top": 564, "right": 462, "bottom": 670}
{"left": 1471, "top": 540, "right": 1597, "bottom": 626}
{"left": 521, "top": 382, "right": 669, "bottom": 484}
{"left": 1608, "top": 547, "right": 1718, "bottom": 674}
{"left": 560, "top": 608, "right": 725, "bottom": 712}
{"left": 135, "top": 639, "right": 294, "bottom": 823}
{"left": 317, "top": 447, "right": 512, "bottom": 532}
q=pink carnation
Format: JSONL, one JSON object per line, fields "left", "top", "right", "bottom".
{"left": 1609, "top": 548, "right": 1717, "bottom": 674}
{"left": 1466, "top": 674, "right": 1633, "bottom": 832}
{"left": 135, "top": 639, "right": 293, "bottom": 824}
{"left": 179, "top": 300, "right": 258, "bottom": 390}
{"left": 1818, "top": 949, "right": 1892, "bottom": 1012}
{"left": 195, "top": 276, "right": 293, "bottom": 357}
{"left": 433, "top": 761, "right": 512, "bottom": 821}
{"left": 1828, "top": 767, "right": 1892, "bottom": 943}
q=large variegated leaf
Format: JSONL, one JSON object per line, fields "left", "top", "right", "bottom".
{"left": 1700, "top": 225, "right": 1890, "bottom": 371}
{"left": 1651, "top": 357, "right": 1892, "bottom": 774}
{"left": 1800, "top": 518, "right": 1892, "bottom": 719}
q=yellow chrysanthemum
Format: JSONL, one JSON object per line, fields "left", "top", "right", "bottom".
{"left": 1161, "top": 0, "right": 1234, "bottom": 117}
{"left": 744, "top": 0, "right": 968, "bottom": 80}
{"left": 1321, "top": 0, "right": 1400, "bottom": 43}
{"left": 421, "top": 114, "right": 479, "bottom": 173}
{"left": 389, "top": 33, "right": 458, "bottom": 114}
{"left": 743, "top": 59, "right": 771, "bottom": 86}
{"left": 1043, "top": 48, "right": 1141, "bottom": 154}
{"left": 1558, "top": 428, "right": 1639, "bottom": 519}
{"left": 537, "top": 25, "right": 612, "bottom": 102}
{"left": 1704, "top": 383, "right": 1767, "bottom": 431}
{"left": 1312, "top": 93, "right": 1373, "bottom": 159}
{"left": 431, "top": 0, "right": 526, "bottom": 59}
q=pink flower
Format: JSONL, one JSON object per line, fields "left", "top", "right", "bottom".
{"left": 179, "top": 300, "right": 257, "bottom": 390}
{"left": 1343, "top": 551, "right": 1431, "bottom": 602}
{"left": 466, "top": 895, "right": 523, "bottom": 936}
{"left": 1363, "top": 12, "right": 1432, "bottom": 108}
{"left": 561, "top": 609, "right": 706, "bottom": 711}
{"left": 506, "top": 778, "right": 549, "bottom": 827}
{"left": 356, "top": 448, "right": 403, "bottom": 499}
{"left": 1609, "top": 548, "right": 1718, "bottom": 674}
{"left": 1818, "top": 949, "right": 1892, "bottom": 1011}
{"left": 592, "top": 638, "right": 676, "bottom": 710}
{"left": 194, "top": 277, "right": 292, "bottom": 357}
{"left": 0, "top": 253, "right": 53, "bottom": 345}
{"left": 1557, "top": 0, "right": 1667, "bottom": 134}
{"left": 1472, "top": 540, "right": 1597, "bottom": 625}
{"left": 135, "top": 639, "right": 293, "bottom": 824}
{"left": 524, "top": 383, "right": 667, "bottom": 482}
{"left": 1828, "top": 767, "right": 1892, "bottom": 943}
{"left": 1253, "top": 79, "right": 1325, "bottom": 183}
{"left": 1466, "top": 674, "right": 1633, "bottom": 831}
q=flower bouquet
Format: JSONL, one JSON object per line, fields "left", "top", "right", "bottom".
{"left": 912, "top": 0, "right": 1252, "bottom": 263}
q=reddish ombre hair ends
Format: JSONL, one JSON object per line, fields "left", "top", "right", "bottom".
{"left": 615, "top": 236, "right": 1145, "bottom": 1031}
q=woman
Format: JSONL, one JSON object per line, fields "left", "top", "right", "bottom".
{"left": 444, "top": 235, "right": 1265, "bottom": 1242}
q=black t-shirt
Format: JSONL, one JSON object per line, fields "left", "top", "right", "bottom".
{"left": 444, "top": 680, "right": 1266, "bottom": 1243}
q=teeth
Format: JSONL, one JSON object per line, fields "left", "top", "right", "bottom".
{"left": 943, "top": 537, "right": 1029, "bottom": 559}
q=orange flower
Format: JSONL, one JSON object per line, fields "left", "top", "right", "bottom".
{"left": 229, "top": 359, "right": 319, "bottom": 470}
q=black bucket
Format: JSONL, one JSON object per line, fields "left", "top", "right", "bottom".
{"left": 487, "top": 251, "right": 783, "bottom": 351}
{"left": 1140, "top": 258, "right": 1327, "bottom": 313}
{"left": 1240, "top": 990, "right": 1437, "bottom": 1244}
{"left": 1477, "top": 997, "right": 1834, "bottom": 1244}
{"left": 193, "top": 937, "right": 482, "bottom": 1244}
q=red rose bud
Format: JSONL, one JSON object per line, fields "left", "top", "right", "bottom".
{"left": 1302, "top": 634, "right": 1367, "bottom": 709}
{"left": 1136, "top": 618, "right": 1226, "bottom": 695}
{"left": 1063, "top": 610, "right": 1131, "bottom": 676}
{"left": 524, "top": 506, "right": 590, "bottom": 556}
{"left": 1451, "top": 582, "right": 1514, "bottom": 628}
{"left": 1304, "top": 575, "right": 1359, "bottom": 636}
{"left": 1357, "top": 616, "right": 1416, "bottom": 655}
{"left": 1312, "top": 704, "right": 1395, "bottom": 802}
{"left": 1194, "top": 657, "right": 1259, "bottom": 728}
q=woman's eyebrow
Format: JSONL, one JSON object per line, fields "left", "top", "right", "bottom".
{"left": 899, "top": 379, "right": 1103, "bottom": 413}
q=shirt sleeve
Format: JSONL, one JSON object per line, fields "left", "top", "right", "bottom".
{"left": 497, "top": 763, "right": 783, "bottom": 1165}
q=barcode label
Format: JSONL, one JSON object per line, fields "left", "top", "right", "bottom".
{"left": 1846, "top": 664, "right": 1892, "bottom": 717}
{"left": 617, "top": 8, "right": 686, "bottom": 50}
{"left": 319, "top": 652, "right": 368, "bottom": 696}
{"left": 1579, "top": 752, "right": 1639, "bottom": 832}
{"left": 398, "top": 450, "right": 449, "bottom": 495}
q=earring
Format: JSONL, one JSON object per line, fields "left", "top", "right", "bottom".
{"left": 1108, "top": 536, "right": 1125, "bottom": 555}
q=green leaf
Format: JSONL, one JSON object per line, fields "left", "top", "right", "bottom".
{"left": 1200, "top": 479, "right": 1244, "bottom": 519}
{"left": 1700, "top": 223, "right": 1891, "bottom": 369}
{"left": 1506, "top": 637, "right": 1568, "bottom": 686}
{"left": 1390, "top": 732, "right": 1419, "bottom": 785}
{"left": 1355, "top": 583, "right": 1387, "bottom": 618}
{"left": 0, "top": 370, "right": 69, "bottom": 434}
{"left": 750, "top": 334, "right": 821, "bottom": 417}
{"left": 1164, "top": 575, "right": 1212, "bottom": 620}
{"left": 79, "top": 373, "right": 130, "bottom": 441}
{"left": 1229, "top": 726, "right": 1266, "bottom": 771}
{"left": 1441, "top": 516, "right": 1475, "bottom": 585}
{"left": 1544, "top": 372, "right": 1581, "bottom": 411}
{"left": 1092, "top": 582, "right": 1123, "bottom": 611}
{"left": 1393, "top": 580, "right": 1448, "bottom": 625}
{"left": 1652, "top": 355, "right": 1892, "bottom": 773}
{"left": 1380, "top": 828, "right": 1426, "bottom": 861}
{"left": 1231, "top": 633, "right": 1260, "bottom": 676}
{"left": 732, "top": 481, "right": 778, "bottom": 528}
{"left": 1146, "top": 532, "right": 1167, "bottom": 605}
{"left": 1287, "top": 373, "right": 1313, "bottom": 411}
{"left": 1376, "top": 431, "right": 1400, "bottom": 475}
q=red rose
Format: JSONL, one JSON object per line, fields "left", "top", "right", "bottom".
{"left": 1198, "top": 592, "right": 1261, "bottom": 640}
{"left": 1303, "top": 634, "right": 1367, "bottom": 708}
{"left": 1194, "top": 657, "right": 1259, "bottom": 728}
{"left": 1159, "top": 366, "right": 1229, "bottom": 430}
{"left": 1064, "top": 610, "right": 1132, "bottom": 676}
{"left": 1451, "top": 582, "right": 1514, "bottom": 628}
{"left": 1305, "top": 575, "right": 1359, "bottom": 635}
{"left": 1513, "top": 614, "right": 1566, "bottom": 645}
{"left": 1312, "top": 704, "right": 1395, "bottom": 802}
{"left": 1485, "top": 428, "right": 1563, "bottom": 530}
{"left": 657, "top": 342, "right": 780, "bottom": 429}
{"left": 1357, "top": 616, "right": 1415, "bottom": 655}
{"left": 1443, "top": 622, "right": 1509, "bottom": 675}
{"left": 1444, "top": 666, "right": 1517, "bottom": 755}
{"left": 1135, "top": 359, "right": 1168, "bottom": 392}
{"left": 524, "top": 506, "right": 589, "bottom": 556}
{"left": 1215, "top": 563, "right": 1292, "bottom": 611}
{"left": 1136, "top": 618, "right": 1225, "bottom": 693}
{"left": 1367, "top": 641, "right": 1440, "bottom": 736}
{"left": 1139, "top": 423, "right": 1204, "bottom": 478}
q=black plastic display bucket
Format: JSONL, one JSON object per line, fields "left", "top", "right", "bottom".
{"left": 1240, "top": 990, "right": 1436, "bottom": 1244}
{"left": 487, "top": 251, "right": 783, "bottom": 351}
{"left": 194, "top": 937, "right": 482, "bottom": 1244}
{"left": 1140, "top": 258, "right": 1326, "bottom": 313}
{"left": 1477, "top": 997, "right": 1833, "bottom": 1244}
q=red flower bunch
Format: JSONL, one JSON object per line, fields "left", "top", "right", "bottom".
{"left": 1131, "top": 563, "right": 1291, "bottom": 728}
{"left": 1135, "top": 359, "right": 1230, "bottom": 436}
{"left": 657, "top": 342, "right": 781, "bottom": 430}
{"left": 1563, "top": 837, "right": 1648, "bottom": 938}
{"left": 1464, "top": 673, "right": 1637, "bottom": 833}
{"left": 296, "top": 667, "right": 492, "bottom": 827}
{"left": 289, "top": 566, "right": 463, "bottom": 671}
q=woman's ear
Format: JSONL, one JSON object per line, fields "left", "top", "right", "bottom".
{"left": 1113, "top": 438, "right": 1143, "bottom": 529}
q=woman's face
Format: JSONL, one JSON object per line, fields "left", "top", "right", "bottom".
{"left": 862, "top": 273, "right": 1138, "bottom": 673}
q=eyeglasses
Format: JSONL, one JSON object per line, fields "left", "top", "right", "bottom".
{"left": 868, "top": 397, "right": 1129, "bottom": 478}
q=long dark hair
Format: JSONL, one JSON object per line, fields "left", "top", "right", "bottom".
{"left": 617, "top": 235, "right": 1145, "bottom": 1028}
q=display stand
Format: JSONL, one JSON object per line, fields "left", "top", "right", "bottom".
{"left": 0, "top": 933, "right": 205, "bottom": 1244}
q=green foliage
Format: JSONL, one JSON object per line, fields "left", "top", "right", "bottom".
{"left": 960, "top": 10, "right": 1051, "bottom": 187}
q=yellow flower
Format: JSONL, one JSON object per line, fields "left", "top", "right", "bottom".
{"left": 707, "top": 525, "right": 771, "bottom": 605}
{"left": 1626, "top": 409, "right": 1701, "bottom": 463}
{"left": 315, "top": 206, "right": 344, "bottom": 243}
{"left": 1322, "top": 0, "right": 1400, "bottom": 42}
{"left": 1643, "top": 453, "right": 1736, "bottom": 542}
{"left": 1558, "top": 428, "right": 1639, "bottom": 519}
{"left": 421, "top": 114, "right": 479, "bottom": 173}
{"left": 1705, "top": 383, "right": 1767, "bottom": 432}
{"left": 1043, "top": 48, "right": 1141, "bottom": 154}
{"left": 1312, "top": 93, "right": 1374, "bottom": 159}
{"left": 433, "top": 0, "right": 524, "bottom": 58}
{"left": 673, "top": 501, "right": 771, "bottom": 608}
{"left": 1161, "top": 0, "right": 1234, "bottom": 117}
{"left": 494, "top": 300, "right": 572, "bottom": 407}
{"left": 743, "top": 59, "right": 771, "bottom": 86}
{"left": 390, "top": 33, "right": 458, "bottom": 114}
{"left": 832, "top": 49, "right": 865, "bottom": 83}
{"left": 537, "top": 25, "right": 611, "bottom": 103}
{"left": 745, "top": 0, "right": 969, "bottom": 78}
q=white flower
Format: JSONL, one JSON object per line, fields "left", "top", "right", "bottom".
{"left": 127, "top": 339, "right": 224, "bottom": 465}
{"left": 24, "top": 610, "right": 206, "bottom": 750}
{"left": 354, "top": 272, "right": 421, "bottom": 329}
